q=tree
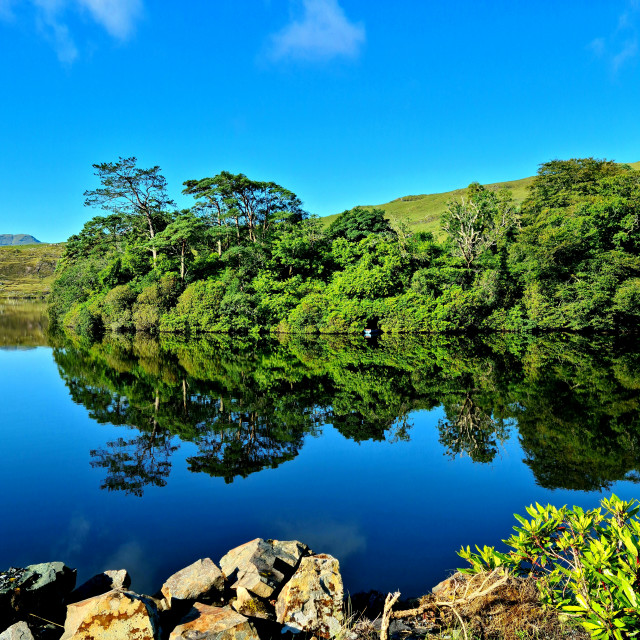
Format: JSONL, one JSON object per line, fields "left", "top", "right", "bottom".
{"left": 442, "top": 183, "right": 516, "bottom": 270}
{"left": 84, "top": 157, "right": 175, "bottom": 265}
{"left": 183, "top": 171, "right": 306, "bottom": 245}
{"left": 152, "top": 210, "right": 207, "bottom": 282}
{"left": 328, "top": 206, "right": 395, "bottom": 242}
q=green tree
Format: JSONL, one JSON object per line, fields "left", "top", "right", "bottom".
{"left": 84, "top": 157, "right": 175, "bottom": 265}
{"left": 328, "top": 206, "right": 395, "bottom": 242}
{"left": 442, "top": 183, "right": 516, "bottom": 270}
{"left": 183, "top": 171, "right": 306, "bottom": 244}
{"left": 152, "top": 210, "right": 207, "bottom": 282}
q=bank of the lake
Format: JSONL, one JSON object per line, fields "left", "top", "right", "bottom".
{"left": 0, "top": 539, "right": 590, "bottom": 640}
{"left": 49, "top": 158, "right": 640, "bottom": 340}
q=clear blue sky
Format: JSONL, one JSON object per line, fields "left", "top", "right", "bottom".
{"left": 1, "top": 0, "right": 639, "bottom": 242}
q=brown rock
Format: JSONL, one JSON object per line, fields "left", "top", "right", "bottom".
{"left": 161, "top": 558, "right": 225, "bottom": 607}
{"left": 169, "top": 603, "right": 260, "bottom": 640}
{"left": 276, "top": 554, "right": 344, "bottom": 638}
{"left": 61, "top": 589, "right": 159, "bottom": 640}
{"left": 230, "top": 586, "right": 273, "bottom": 620}
{"left": 220, "top": 538, "right": 308, "bottom": 599}
{"left": 431, "top": 572, "right": 465, "bottom": 597}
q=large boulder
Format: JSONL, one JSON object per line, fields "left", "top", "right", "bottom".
{"left": 161, "top": 558, "right": 225, "bottom": 608}
{"left": 0, "top": 622, "right": 34, "bottom": 640}
{"left": 67, "top": 569, "right": 131, "bottom": 604}
{"left": 276, "top": 554, "right": 344, "bottom": 638}
{"left": 61, "top": 590, "right": 159, "bottom": 640}
{"left": 169, "top": 603, "right": 260, "bottom": 640}
{"left": 0, "top": 563, "right": 76, "bottom": 626}
{"left": 219, "top": 539, "right": 309, "bottom": 599}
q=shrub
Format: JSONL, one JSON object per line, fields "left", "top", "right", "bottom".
{"left": 458, "top": 495, "right": 640, "bottom": 639}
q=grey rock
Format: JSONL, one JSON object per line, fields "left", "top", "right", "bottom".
{"left": 220, "top": 538, "right": 309, "bottom": 599}
{"left": 67, "top": 569, "right": 131, "bottom": 604}
{"left": 0, "top": 562, "right": 76, "bottom": 627}
{"left": 0, "top": 622, "right": 34, "bottom": 640}
{"left": 161, "top": 558, "right": 225, "bottom": 608}
{"left": 275, "top": 554, "right": 344, "bottom": 639}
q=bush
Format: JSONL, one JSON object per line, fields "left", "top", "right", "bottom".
{"left": 101, "top": 284, "right": 136, "bottom": 332}
{"left": 458, "top": 495, "right": 640, "bottom": 639}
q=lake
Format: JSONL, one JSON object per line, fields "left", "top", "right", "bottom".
{"left": 1, "top": 300, "right": 639, "bottom": 599}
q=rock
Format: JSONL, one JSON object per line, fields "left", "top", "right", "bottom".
{"left": 0, "top": 622, "right": 34, "bottom": 640}
{"left": 431, "top": 572, "right": 464, "bottom": 597}
{"left": 230, "top": 586, "right": 273, "bottom": 620}
{"left": 169, "top": 603, "right": 260, "bottom": 640}
{"left": 275, "top": 554, "right": 344, "bottom": 638}
{"left": 220, "top": 538, "right": 309, "bottom": 599}
{"left": 0, "top": 562, "right": 76, "bottom": 626}
{"left": 61, "top": 589, "right": 159, "bottom": 640}
{"left": 67, "top": 569, "right": 131, "bottom": 604}
{"left": 161, "top": 558, "right": 225, "bottom": 608}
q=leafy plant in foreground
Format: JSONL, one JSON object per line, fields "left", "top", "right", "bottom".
{"left": 458, "top": 496, "right": 640, "bottom": 639}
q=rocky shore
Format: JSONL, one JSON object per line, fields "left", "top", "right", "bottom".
{"left": 0, "top": 538, "right": 349, "bottom": 640}
{"left": 0, "top": 538, "right": 581, "bottom": 640}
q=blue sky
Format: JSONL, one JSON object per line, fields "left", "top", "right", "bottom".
{"left": 1, "top": 0, "right": 639, "bottom": 242}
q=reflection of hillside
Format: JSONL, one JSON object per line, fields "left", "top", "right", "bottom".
{"left": 0, "top": 299, "right": 49, "bottom": 347}
{"left": 51, "top": 333, "right": 640, "bottom": 496}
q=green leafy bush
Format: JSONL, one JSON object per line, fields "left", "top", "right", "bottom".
{"left": 458, "top": 495, "right": 640, "bottom": 639}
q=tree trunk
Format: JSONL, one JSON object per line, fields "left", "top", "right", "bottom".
{"left": 180, "top": 240, "right": 185, "bottom": 282}
{"left": 146, "top": 213, "right": 157, "bottom": 266}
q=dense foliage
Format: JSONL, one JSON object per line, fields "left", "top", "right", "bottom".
{"left": 49, "top": 157, "right": 640, "bottom": 336}
{"left": 459, "top": 496, "right": 640, "bottom": 639}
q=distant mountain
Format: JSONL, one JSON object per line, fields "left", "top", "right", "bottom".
{"left": 0, "top": 234, "right": 42, "bottom": 246}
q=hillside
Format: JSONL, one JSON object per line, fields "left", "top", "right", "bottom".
{"left": 0, "top": 243, "right": 64, "bottom": 298}
{"left": 322, "top": 161, "right": 640, "bottom": 237}
{"left": 0, "top": 234, "right": 41, "bottom": 246}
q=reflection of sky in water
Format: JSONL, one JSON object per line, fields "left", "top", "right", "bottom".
{"left": 1, "top": 346, "right": 639, "bottom": 597}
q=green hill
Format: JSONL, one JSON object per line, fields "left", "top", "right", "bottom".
{"left": 322, "top": 161, "right": 640, "bottom": 237}
{"left": 0, "top": 243, "right": 64, "bottom": 299}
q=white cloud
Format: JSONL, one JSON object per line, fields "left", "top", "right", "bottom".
{"left": 613, "top": 39, "right": 638, "bottom": 72}
{"left": 590, "top": 1, "right": 639, "bottom": 73}
{"left": 32, "top": 0, "right": 78, "bottom": 63}
{"left": 0, "top": 0, "right": 143, "bottom": 64}
{"left": 269, "top": 0, "right": 365, "bottom": 62}
{"left": 77, "top": 0, "right": 142, "bottom": 40}
{"left": 0, "top": 0, "right": 14, "bottom": 20}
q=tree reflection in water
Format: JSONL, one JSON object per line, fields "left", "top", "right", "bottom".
{"left": 51, "top": 332, "right": 640, "bottom": 495}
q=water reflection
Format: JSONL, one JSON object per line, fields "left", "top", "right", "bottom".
{"left": 0, "top": 298, "right": 49, "bottom": 348}
{"left": 49, "top": 331, "right": 640, "bottom": 495}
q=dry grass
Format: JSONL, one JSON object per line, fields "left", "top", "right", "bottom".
{"left": 390, "top": 571, "right": 589, "bottom": 640}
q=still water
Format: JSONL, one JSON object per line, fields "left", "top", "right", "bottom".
{"left": 1, "top": 301, "right": 639, "bottom": 598}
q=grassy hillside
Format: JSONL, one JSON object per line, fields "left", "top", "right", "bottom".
{"left": 322, "top": 161, "right": 640, "bottom": 237}
{"left": 0, "top": 243, "right": 64, "bottom": 298}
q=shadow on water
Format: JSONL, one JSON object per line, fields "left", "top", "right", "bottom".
{"left": 47, "top": 330, "right": 640, "bottom": 496}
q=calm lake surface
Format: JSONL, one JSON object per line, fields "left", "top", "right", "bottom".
{"left": 1, "top": 300, "right": 639, "bottom": 598}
